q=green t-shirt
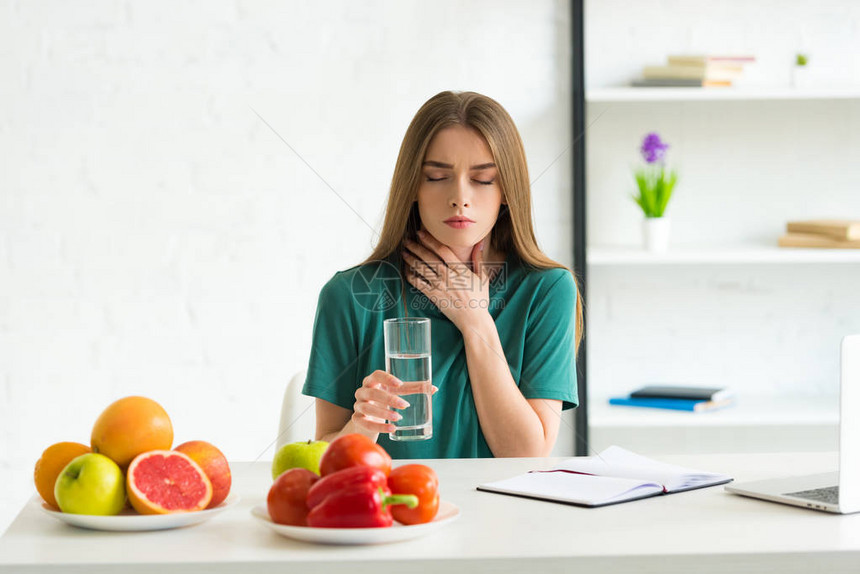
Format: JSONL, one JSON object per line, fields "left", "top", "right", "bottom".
{"left": 302, "top": 251, "right": 579, "bottom": 459}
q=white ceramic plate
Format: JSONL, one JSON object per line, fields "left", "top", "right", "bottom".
{"left": 251, "top": 499, "right": 460, "bottom": 545}
{"left": 39, "top": 494, "right": 240, "bottom": 531}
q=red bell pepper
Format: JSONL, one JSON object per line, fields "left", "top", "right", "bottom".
{"left": 306, "top": 465, "right": 389, "bottom": 509}
{"left": 387, "top": 464, "right": 440, "bottom": 525}
{"left": 306, "top": 467, "right": 418, "bottom": 528}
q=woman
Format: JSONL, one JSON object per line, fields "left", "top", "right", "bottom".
{"left": 303, "top": 91, "right": 583, "bottom": 458}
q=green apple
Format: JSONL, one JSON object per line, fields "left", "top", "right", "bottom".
{"left": 54, "top": 453, "right": 126, "bottom": 515}
{"left": 272, "top": 440, "right": 329, "bottom": 479}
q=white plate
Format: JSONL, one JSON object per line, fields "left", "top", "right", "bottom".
{"left": 39, "top": 493, "right": 240, "bottom": 531}
{"left": 251, "top": 499, "right": 460, "bottom": 545}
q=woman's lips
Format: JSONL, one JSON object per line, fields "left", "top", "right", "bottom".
{"left": 444, "top": 221, "right": 474, "bottom": 229}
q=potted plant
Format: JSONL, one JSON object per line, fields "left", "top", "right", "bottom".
{"left": 791, "top": 53, "right": 809, "bottom": 89}
{"left": 632, "top": 132, "right": 678, "bottom": 252}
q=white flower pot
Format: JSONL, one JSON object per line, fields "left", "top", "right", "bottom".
{"left": 643, "top": 216, "right": 671, "bottom": 252}
{"left": 791, "top": 66, "right": 811, "bottom": 89}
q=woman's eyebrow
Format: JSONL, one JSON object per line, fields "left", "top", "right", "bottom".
{"left": 422, "top": 160, "right": 497, "bottom": 170}
{"left": 470, "top": 162, "right": 496, "bottom": 170}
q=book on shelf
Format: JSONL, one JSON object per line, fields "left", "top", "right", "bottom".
{"left": 629, "top": 385, "right": 733, "bottom": 402}
{"left": 631, "top": 78, "right": 732, "bottom": 88}
{"left": 667, "top": 55, "right": 756, "bottom": 66}
{"left": 632, "top": 54, "right": 756, "bottom": 89}
{"left": 477, "top": 445, "right": 733, "bottom": 508}
{"left": 608, "top": 396, "right": 733, "bottom": 412}
{"left": 786, "top": 219, "right": 860, "bottom": 241}
{"left": 642, "top": 65, "right": 741, "bottom": 82}
{"left": 778, "top": 232, "right": 860, "bottom": 249}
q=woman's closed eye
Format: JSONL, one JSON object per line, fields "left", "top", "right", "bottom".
{"left": 424, "top": 175, "right": 495, "bottom": 185}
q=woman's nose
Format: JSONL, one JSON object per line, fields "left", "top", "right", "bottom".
{"left": 449, "top": 177, "right": 471, "bottom": 208}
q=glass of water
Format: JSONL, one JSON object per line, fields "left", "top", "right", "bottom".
{"left": 383, "top": 317, "right": 432, "bottom": 441}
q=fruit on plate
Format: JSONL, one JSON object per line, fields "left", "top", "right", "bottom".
{"left": 387, "top": 464, "right": 440, "bottom": 525}
{"left": 54, "top": 453, "right": 126, "bottom": 515}
{"left": 91, "top": 396, "right": 174, "bottom": 467}
{"left": 319, "top": 433, "right": 391, "bottom": 477}
{"left": 267, "top": 467, "right": 320, "bottom": 526}
{"left": 174, "top": 440, "right": 232, "bottom": 508}
{"left": 126, "top": 450, "right": 212, "bottom": 514}
{"left": 34, "top": 441, "right": 92, "bottom": 508}
{"left": 271, "top": 439, "right": 329, "bottom": 479}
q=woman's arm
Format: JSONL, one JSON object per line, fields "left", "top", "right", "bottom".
{"left": 403, "top": 232, "right": 564, "bottom": 457}
{"left": 315, "top": 371, "right": 410, "bottom": 443}
{"left": 461, "top": 312, "right": 562, "bottom": 457}
{"left": 316, "top": 399, "right": 365, "bottom": 443}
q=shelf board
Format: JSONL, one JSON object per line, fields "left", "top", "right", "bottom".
{"left": 587, "top": 87, "right": 860, "bottom": 103}
{"left": 589, "top": 394, "right": 838, "bottom": 428}
{"left": 587, "top": 245, "right": 860, "bottom": 265}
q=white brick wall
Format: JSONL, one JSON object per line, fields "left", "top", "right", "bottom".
{"left": 0, "top": 0, "right": 574, "bottom": 532}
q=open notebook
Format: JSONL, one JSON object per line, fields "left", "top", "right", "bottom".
{"left": 478, "top": 446, "right": 733, "bottom": 507}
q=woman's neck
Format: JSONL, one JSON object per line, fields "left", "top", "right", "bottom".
{"left": 447, "top": 242, "right": 505, "bottom": 270}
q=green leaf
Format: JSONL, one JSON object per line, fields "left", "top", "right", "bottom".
{"left": 632, "top": 166, "right": 677, "bottom": 218}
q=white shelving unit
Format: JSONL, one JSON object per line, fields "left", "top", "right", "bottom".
{"left": 589, "top": 394, "right": 839, "bottom": 455}
{"left": 587, "top": 87, "right": 860, "bottom": 103}
{"left": 588, "top": 245, "right": 860, "bottom": 266}
{"left": 584, "top": 87, "right": 859, "bottom": 454}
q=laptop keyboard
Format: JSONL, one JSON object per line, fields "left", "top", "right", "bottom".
{"left": 785, "top": 486, "right": 839, "bottom": 504}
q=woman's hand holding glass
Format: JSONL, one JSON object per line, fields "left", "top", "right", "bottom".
{"left": 352, "top": 370, "right": 439, "bottom": 437}
{"left": 352, "top": 371, "right": 409, "bottom": 436}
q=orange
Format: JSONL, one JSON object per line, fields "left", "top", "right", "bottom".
{"left": 91, "top": 396, "right": 173, "bottom": 467}
{"left": 126, "top": 450, "right": 213, "bottom": 514}
{"left": 34, "top": 442, "right": 92, "bottom": 508}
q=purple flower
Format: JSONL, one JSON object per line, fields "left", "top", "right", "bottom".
{"left": 640, "top": 132, "right": 669, "bottom": 164}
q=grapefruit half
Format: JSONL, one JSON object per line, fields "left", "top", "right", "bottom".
{"left": 127, "top": 450, "right": 213, "bottom": 514}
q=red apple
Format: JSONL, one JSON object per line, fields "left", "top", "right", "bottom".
{"left": 174, "top": 440, "right": 232, "bottom": 508}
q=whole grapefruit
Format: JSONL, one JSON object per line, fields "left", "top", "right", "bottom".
{"left": 91, "top": 396, "right": 173, "bottom": 468}
{"left": 174, "top": 440, "right": 232, "bottom": 508}
{"left": 126, "top": 450, "right": 213, "bottom": 514}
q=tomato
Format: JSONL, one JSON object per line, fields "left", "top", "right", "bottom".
{"left": 319, "top": 434, "right": 392, "bottom": 477}
{"left": 266, "top": 467, "right": 319, "bottom": 526}
{"left": 387, "top": 464, "right": 439, "bottom": 525}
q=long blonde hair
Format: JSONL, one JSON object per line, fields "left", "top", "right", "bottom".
{"left": 362, "top": 91, "right": 583, "bottom": 353}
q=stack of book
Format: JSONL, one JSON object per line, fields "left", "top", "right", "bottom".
{"left": 609, "top": 385, "right": 734, "bottom": 412}
{"left": 632, "top": 55, "right": 756, "bottom": 88}
{"left": 779, "top": 220, "right": 860, "bottom": 249}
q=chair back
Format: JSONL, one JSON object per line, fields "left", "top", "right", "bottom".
{"left": 276, "top": 369, "right": 316, "bottom": 450}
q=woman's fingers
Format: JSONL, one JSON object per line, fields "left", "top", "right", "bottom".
{"left": 406, "top": 231, "right": 456, "bottom": 270}
{"left": 362, "top": 370, "right": 403, "bottom": 391}
{"left": 471, "top": 239, "right": 487, "bottom": 280}
{"left": 351, "top": 412, "right": 396, "bottom": 434}
{"left": 353, "top": 370, "right": 409, "bottom": 433}
{"left": 354, "top": 399, "right": 403, "bottom": 422}
{"left": 402, "top": 250, "right": 439, "bottom": 284}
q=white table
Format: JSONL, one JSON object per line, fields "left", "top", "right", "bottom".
{"left": 2, "top": 452, "right": 860, "bottom": 573}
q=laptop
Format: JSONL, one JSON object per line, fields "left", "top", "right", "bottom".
{"left": 725, "top": 334, "right": 860, "bottom": 514}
